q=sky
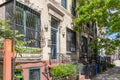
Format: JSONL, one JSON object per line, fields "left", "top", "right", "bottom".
{"left": 105, "top": 9, "right": 119, "bottom": 40}
{"left": 106, "top": 33, "right": 118, "bottom": 39}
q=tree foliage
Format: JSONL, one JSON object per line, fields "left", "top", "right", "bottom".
{"left": 75, "top": 0, "right": 120, "bottom": 54}
{"left": 0, "top": 19, "right": 13, "bottom": 39}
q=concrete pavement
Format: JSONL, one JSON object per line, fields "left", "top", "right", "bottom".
{"left": 113, "top": 60, "right": 120, "bottom": 67}
{"left": 92, "top": 66, "right": 120, "bottom": 80}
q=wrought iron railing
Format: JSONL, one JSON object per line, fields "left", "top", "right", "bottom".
{"left": 49, "top": 53, "right": 71, "bottom": 65}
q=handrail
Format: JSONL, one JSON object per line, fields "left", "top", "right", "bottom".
{"left": 49, "top": 53, "right": 71, "bottom": 64}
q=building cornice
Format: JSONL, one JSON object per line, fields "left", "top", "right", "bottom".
{"left": 17, "top": 0, "right": 42, "bottom": 13}
{"left": 47, "top": 0, "right": 74, "bottom": 18}
{"left": 47, "top": 3, "right": 64, "bottom": 17}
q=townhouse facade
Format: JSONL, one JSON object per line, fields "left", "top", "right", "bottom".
{"left": 80, "top": 23, "right": 97, "bottom": 60}
{"left": 0, "top": 0, "right": 97, "bottom": 80}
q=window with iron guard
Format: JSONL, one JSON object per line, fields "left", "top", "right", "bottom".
{"left": 6, "top": 2, "right": 40, "bottom": 48}
{"left": 61, "top": 0, "right": 67, "bottom": 9}
{"left": 81, "top": 36, "right": 88, "bottom": 53}
{"left": 66, "top": 28, "right": 76, "bottom": 52}
{"left": 29, "top": 68, "right": 40, "bottom": 80}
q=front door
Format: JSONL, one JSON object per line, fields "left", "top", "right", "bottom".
{"left": 51, "top": 18, "right": 59, "bottom": 59}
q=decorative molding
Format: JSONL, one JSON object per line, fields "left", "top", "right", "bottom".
{"left": 48, "top": 8, "right": 63, "bottom": 21}
{"left": 48, "top": 0, "right": 73, "bottom": 18}
{"left": 16, "top": 53, "right": 43, "bottom": 60}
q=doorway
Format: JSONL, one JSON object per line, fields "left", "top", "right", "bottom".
{"left": 51, "top": 18, "right": 60, "bottom": 59}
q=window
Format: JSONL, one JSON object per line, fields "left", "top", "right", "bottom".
{"left": 71, "top": 0, "right": 76, "bottom": 16}
{"left": 6, "top": 2, "right": 40, "bottom": 48}
{"left": 87, "top": 23, "right": 90, "bottom": 28}
{"left": 16, "top": 2, "right": 40, "bottom": 48}
{"left": 81, "top": 36, "right": 88, "bottom": 53}
{"left": 61, "top": 0, "right": 67, "bottom": 9}
{"left": 51, "top": 18, "right": 59, "bottom": 59}
{"left": 89, "top": 38, "right": 92, "bottom": 42}
{"left": 66, "top": 28, "right": 76, "bottom": 52}
{"left": 29, "top": 68, "right": 40, "bottom": 80}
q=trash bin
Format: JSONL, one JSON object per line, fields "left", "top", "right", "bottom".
{"left": 95, "top": 64, "right": 98, "bottom": 74}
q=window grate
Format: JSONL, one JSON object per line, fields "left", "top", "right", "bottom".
{"left": 6, "top": 1, "right": 41, "bottom": 48}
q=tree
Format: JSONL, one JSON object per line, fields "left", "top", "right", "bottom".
{"left": 0, "top": 19, "right": 13, "bottom": 39}
{"left": 75, "top": 0, "right": 120, "bottom": 55}
{"left": 0, "top": 19, "right": 41, "bottom": 53}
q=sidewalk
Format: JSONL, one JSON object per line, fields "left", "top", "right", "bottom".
{"left": 92, "top": 66, "right": 120, "bottom": 80}
{"left": 113, "top": 60, "right": 120, "bottom": 67}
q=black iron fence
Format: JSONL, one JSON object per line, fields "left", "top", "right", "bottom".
{"left": 78, "top": 56, "right": 112, "bottom": 79}
{"left": 80, "top": 63, "right": 97, "bottom": 79}
{"left": 49, "top": 53, "right": 113, "bottom": 80}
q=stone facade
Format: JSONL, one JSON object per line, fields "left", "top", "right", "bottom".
{"left": 15, "top": 0, "right": 77, "bottom": 60}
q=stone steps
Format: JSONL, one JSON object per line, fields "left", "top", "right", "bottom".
{"left": 80, "top": 75, "right": 91, "bottom": 80}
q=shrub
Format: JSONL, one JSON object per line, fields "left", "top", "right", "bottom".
{"left": 50, "top": 64, "right": 77, "bottom": 78}
{"left": 109, "top": 63, "right": 115, "bottom": 68}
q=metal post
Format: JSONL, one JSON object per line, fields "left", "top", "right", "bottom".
{"left": 12, "top": 0, "right": 16, "bottom": 80}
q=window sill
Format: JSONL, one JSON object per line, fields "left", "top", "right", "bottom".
{"left": 66, "top": 51, "right": 76, "bottom": 54}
